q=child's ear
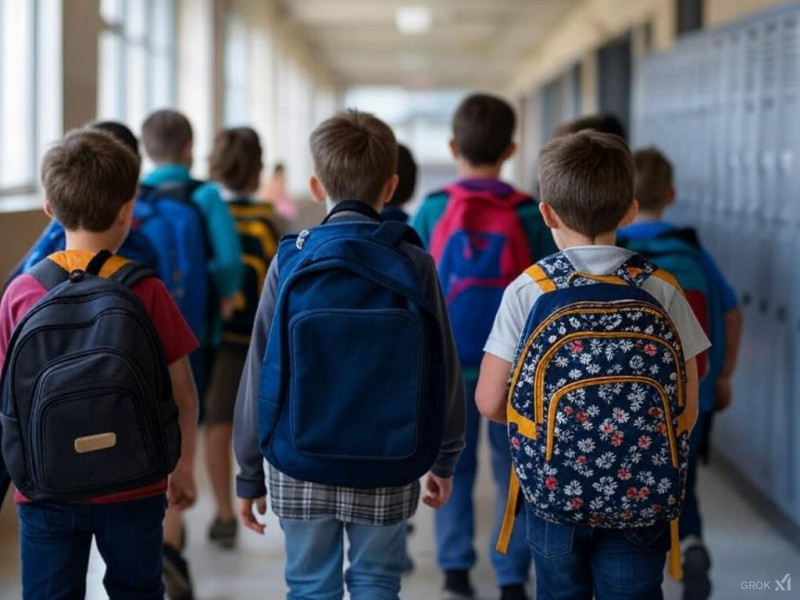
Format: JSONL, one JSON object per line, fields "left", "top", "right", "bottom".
{"left": 309, "top": 175, "right": 327, "bottom": 204}
{"left": 182, "top": 140, "right": 194, "bottom": 166}
{"left": 378, "top": 174, "right": 399, "bottom": 208}
{"left": 118, "top": 198, "right": 135, "bottom": 226}
{"left": 539, "top": 202, "right": 560, "bottom": 229}
{"left": 449, "top": 139, "right": 460, "bottom": 160}
{"left": 619, "top": 199, "right": 639, "bottom": 228}
{"left": 666, "top": 187, "right": 676, "bottom": 207}
{"left": 500, "top": 142, "right": 518, "bottom": 162}
{"left": 43, "top": 200, "right": 56, "bottom": 220}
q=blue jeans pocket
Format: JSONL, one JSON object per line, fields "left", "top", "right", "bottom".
{"left": 623, "top": 522, "right": 670, "bottom": 551}
{"left": 527, "top": 514, "right": 575, "bottom": 559}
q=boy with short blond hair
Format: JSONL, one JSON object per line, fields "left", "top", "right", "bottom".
{"left": 0, "top": 129, "right": 198, "bottom": 599}
{"left": 234, "top": 110, "right": 465, "bottom": 599}
{"left": 477, "top": 131, "right": 710, "bottom": 600}
{"left": 413, "top": 93, "right": 554, "bottom": 600}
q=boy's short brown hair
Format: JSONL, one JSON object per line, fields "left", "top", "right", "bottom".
{"left": 209, "top": 127, "right": 263, "bottom": 194}
{"left": 41, "top": 129, "right": 140, "bottom": 232}
{"left": 310, "top": 110, "right": 397, "bottom": 206}
{"left": 539, "top": 131, "right": 634, "bottom": 238}
{"left": 141, "top": 109, "right": 193, "bottom": 163}
{"left": 452, "top": 93, "right": 516, "bottom": 166}
{"left": 633, "top": 147, "right": 673, "bottom": 212}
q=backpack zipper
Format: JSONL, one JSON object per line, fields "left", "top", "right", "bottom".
{"left": 544, "top": 375, "right": 679, "bottom": 469}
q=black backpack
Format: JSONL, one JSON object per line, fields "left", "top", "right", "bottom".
{"left": 0, "top": 251, "right": 180, "bottom": 504}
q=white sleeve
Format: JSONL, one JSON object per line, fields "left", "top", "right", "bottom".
{"left": 483, "top": 277, "right": 541, "bottom": 363}
{"left": 643, "top": 277, "right": 712, "bottom": 361}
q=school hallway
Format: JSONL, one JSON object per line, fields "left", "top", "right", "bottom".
{"left": 0, "top": 429, "right": 796, "bottom": 600}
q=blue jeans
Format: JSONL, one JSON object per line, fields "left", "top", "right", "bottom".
{"left": 281, "top": 517, "right": 406, "bottom": 599}
{"left": 526, "top": 508, "right": 669, "bottom": 600}
{"left": 679, "top": 410, "right": 707, "bottom": 539}
{"left": 434, "top": 379, "right": 530, "bottom": 585}
{"left": 18, "top": 495, "right": 166, "bottom": 600}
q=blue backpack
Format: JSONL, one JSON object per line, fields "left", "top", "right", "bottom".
{"left": 134, "top": 181, "right": 211, "bottom": 338}
{"left": 258, "top": 202, "right": 446, "bottom": 488}
{"left": 498, "top": 253, "right": 689, "bottom": 558}
{"left": 0, "top": 251, "right": 180, "bottom": 504}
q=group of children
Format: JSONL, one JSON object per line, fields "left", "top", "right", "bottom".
{"left": 0, "top": 93, "right": 739, "bottom": 600}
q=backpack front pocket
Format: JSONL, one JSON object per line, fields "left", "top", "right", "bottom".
{"left": 288, "top": 308, "right": 424, "bottom": 461}
{"left": 28, "top": 352, "right": 161, "bottom": 496}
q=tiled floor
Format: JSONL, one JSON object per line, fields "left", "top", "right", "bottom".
{"left": 1, "top": 431, "right": 799, "bottom": 599}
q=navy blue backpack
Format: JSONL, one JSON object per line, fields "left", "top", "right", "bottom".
{"left": 0, "top": 251, "right": 180, "bottom": 504}
{"left": 258, "top": 202, "right": 447, "bottom": 488}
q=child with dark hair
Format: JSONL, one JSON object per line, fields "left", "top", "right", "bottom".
{"left": 204, "top": 127, "right": 279, "bottom": 549}
{"left": 413, "top": 93, "right": 554, "bottom": 600}
{"left": 553, "top": 113, "right": 628, "bottom": 141}
{"left": 383, "top": 144, "right": 418, "bottom": 223}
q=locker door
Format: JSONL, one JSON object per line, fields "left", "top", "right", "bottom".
{"left": 780, "top": 15, "right": 800, "bottom": 227}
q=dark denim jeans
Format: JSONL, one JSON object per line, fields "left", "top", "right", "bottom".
{"left": 18, "top": 495, "right": 166, "bottom": 600}
{"left": 526, "top": 507, "right": 670, "bottom": 600}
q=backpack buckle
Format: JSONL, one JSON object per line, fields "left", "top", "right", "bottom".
{"left": 68, "top": 269, "right": 86, "bottom": 283}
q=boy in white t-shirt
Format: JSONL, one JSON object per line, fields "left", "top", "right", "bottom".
{"left": 475, "top": 131, "right": 710, "bottom": 600}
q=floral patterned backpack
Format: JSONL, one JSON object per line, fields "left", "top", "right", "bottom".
{"left": 497, "top": 252, "right": 691, "bottom": 579}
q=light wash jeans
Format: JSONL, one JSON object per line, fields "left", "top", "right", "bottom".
{"left": 281, "top": 516, "right": 406, "bottom": 600}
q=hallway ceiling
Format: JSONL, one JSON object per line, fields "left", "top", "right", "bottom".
{"left": 279, "top": 0, "right": 580, "bottom": 89}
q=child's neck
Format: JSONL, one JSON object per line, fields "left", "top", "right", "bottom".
{"left": 64, "top": 230, "right": 121, "bottom": 255}
{"left": 634, "top": 209, "right": 665, "bottom": 222}
{"left": 457, "top": 162, "right": 503, "bottom": 181}
{"left": 555, "top": 229, "right": 618, "bottom": 250}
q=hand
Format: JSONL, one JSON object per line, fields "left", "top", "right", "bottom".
{"left": 167, "top": 462, "right": 196, "bottom": 510}
{"left": 239, "top": 497, "right": 268, "bottom": 534}
{"left": 715, "top": 377, "right": 733, "bottom": 412}
{"left": 220, "top": 295, "right": 238, "bottom": 322}
{"left": 423, "top": 473, "right": 453, "bottom": 508}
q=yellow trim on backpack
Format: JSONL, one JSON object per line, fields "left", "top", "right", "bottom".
{"left": 568, "top": 272, "right": 628, "bottom": 286}
{"left": 237, "top": 221, "right": 278, "bottom": 259}
{"left": 47, "top": 251, "right": 130, "bottom": 279}
{"left": 652, "top": 269, "right": 686, "bottom": 297}
{"left": 496, "top": 470, "right": 521, "bottom": 555}
{"left": 668, "top": 519, "right": 684, "bottom": 580}
{"left": 525, "top": 265, "right": 556, "bottom": 292}
{"left": 507, "top": 403, "right": 537, "bottom": 439}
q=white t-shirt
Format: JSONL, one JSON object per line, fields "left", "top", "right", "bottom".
{"left": 484, "top": 246, "right": 711, "bottom": 363}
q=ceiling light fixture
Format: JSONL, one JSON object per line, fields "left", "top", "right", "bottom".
{"left": 396, "top": 6, "right": 432, "bottom": 35}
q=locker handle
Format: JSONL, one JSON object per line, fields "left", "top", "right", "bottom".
{"left": 742, "top": 293, "right": 752, "bottom": 306}
{"left": 777, "top": 306, "right": 787, "bottom": 322}
{"left": 759, "top": 299, "right": 769, "bottom": 315}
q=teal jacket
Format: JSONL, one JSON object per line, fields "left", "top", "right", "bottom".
{"left": 141, "top": 165, "right": 243, "bottom": 346}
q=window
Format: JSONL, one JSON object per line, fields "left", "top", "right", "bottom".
{"left": 98, "top": 0, "right": 177, "bottom": 128}
{"left": 223, "top": 11, "right": 250, "bottom": 126}
{"left": 0, "top": 0, "right": 36, "bottom": 193}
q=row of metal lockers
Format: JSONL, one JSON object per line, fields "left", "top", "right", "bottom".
{"left": 633, "top": 2, "right": 800, "bottom": 527}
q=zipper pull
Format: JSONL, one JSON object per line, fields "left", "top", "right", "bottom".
{"left": 296, "top": 229, "right": 310, "bottom": 250}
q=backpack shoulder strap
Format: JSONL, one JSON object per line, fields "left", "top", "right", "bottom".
{"left": 524, "top": 264, "right": 557, "bottom": 293}
{"left": 109, "top": 262, "right": 157, "bottom": 289}
{"left": 372, "top": 220, "right": 424, "bottom": 249}
{"left": 614, "top": 254, "right": 660, "bottom": 288}
{"left": 28, "top": 259, "right": 69, "bottom": 291}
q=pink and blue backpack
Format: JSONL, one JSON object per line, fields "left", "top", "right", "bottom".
{"left": 497, "top": 252, "right": 690, "bottom": 575}
{"left": 430, "top": 184, "right": 533, "bottom": 368}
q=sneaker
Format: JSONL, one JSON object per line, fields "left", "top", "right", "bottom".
{"left": 682, "top": 542, "right": 712, "bottom": 600}
{"left": 442, "top": 570, "right": 476, "bottom": 599}
{"left": 499, "top": 584, "right": 529, "bottom": 600}
{"left": 208, "top": 516, "right": 238, "bottom": 549}
{"left": 163, "top": 543, "right": 194, "bottom": 600}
